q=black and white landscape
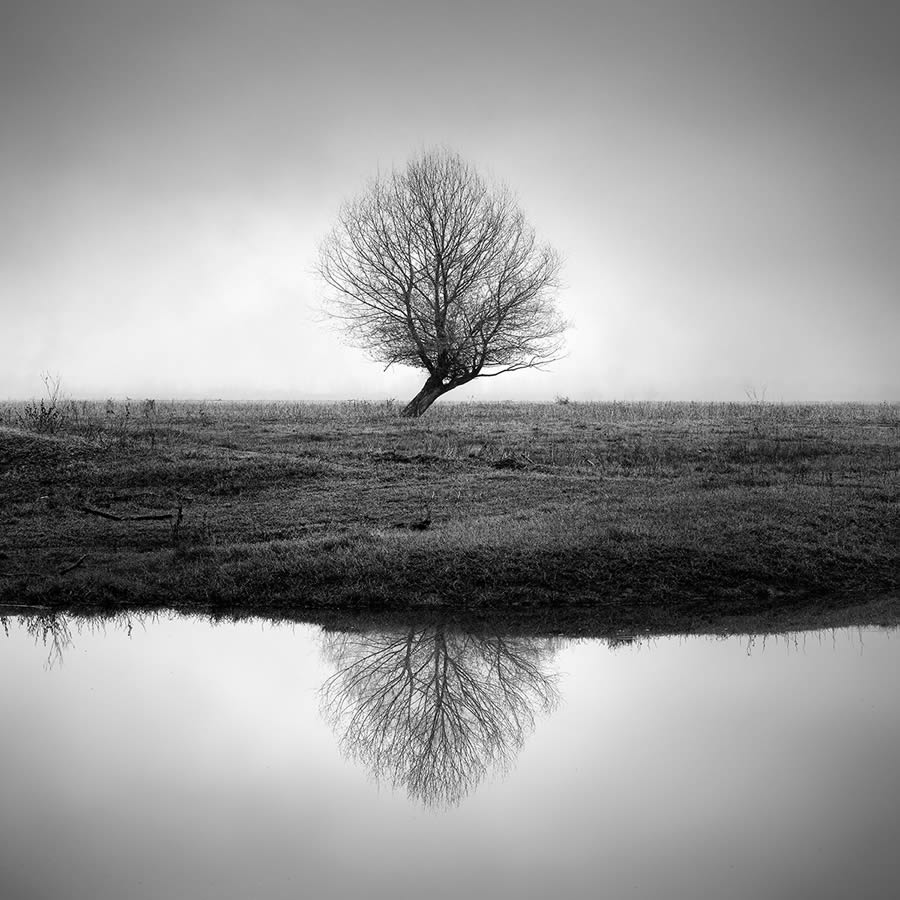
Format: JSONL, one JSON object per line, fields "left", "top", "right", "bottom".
{"left": 2, "top": 2, "right": 898, "bottom": 899}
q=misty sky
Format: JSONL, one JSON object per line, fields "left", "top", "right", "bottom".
{"left": 2, "top": 0, "right": 898, "bottom": 402}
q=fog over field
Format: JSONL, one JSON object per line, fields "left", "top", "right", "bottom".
{"left": 2, "top": 0, "right": 898, "bottom": 402}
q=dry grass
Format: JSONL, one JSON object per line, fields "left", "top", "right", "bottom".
{"left": 1, "top": 399, "right": 897, "bottom": 632}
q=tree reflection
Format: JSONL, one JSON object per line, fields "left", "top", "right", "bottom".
{"left": 320, "top": 625, "right": 560, "bottom": 807}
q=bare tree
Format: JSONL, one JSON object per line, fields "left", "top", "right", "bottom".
{"left": 318, "top": 150, "right": 566, "bottom": 416}
{"left": 320, "top": 625, "right": 559, "bottom": 807}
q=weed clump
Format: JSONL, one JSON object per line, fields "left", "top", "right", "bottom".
{"left": 17, "top": 373, "right": 68, "bottom": 434}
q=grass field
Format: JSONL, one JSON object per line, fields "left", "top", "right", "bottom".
{"left": 1, "top": 398, "right": 897, "bottom": 635}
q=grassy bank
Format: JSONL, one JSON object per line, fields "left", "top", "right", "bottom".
{"left": 1, "top": 399, "right": 898, "bottom": 633}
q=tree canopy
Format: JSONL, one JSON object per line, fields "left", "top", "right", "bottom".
{"left": 319, "top": 149, "right": 566, "bottom": 416}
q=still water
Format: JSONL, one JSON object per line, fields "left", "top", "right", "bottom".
{"left": 1, "top": 613, "right": 898, "bottom": 900}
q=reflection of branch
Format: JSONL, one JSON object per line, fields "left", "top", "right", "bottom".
{"left": 320, "top": 626, "right": 559, "bottom": 807}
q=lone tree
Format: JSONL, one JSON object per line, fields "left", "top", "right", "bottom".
{"left": 318, "top": 150, "right": 566, "bottom": 416}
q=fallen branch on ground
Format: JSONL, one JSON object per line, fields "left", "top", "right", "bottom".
{"left": 58, "top": 554, "right": 87, "bottom": 575}
{"left": 78, "top": 505, "right": 176, "bottom": 522}
{"left": 0, "top": 554, "right": 89, "bottom": 580}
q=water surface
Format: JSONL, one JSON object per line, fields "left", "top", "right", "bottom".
{"left": 1, "top": 614, "right": 898, "bottom": 899}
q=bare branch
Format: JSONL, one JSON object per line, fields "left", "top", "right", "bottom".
{"left": 318, "top": 149, "right": 567, "bottom": 415}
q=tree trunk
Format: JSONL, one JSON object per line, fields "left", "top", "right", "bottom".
{"left": 401, "top": 375, "right": 451, "bottom": 417}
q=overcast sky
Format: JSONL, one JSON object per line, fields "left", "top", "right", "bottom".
{"left": 2, "top": 0, "right": 898, "bottom": 402}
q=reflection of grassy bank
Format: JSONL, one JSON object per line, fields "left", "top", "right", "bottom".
{"left": 1, "top": 400, "right": 897, "bottom": 631}
{"left": 3, "top": 603, "right": 899, "bottom": 655}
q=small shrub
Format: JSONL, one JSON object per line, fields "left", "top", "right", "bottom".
{"left": 18, "top": 373, "right": 68, "bottom": 434}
